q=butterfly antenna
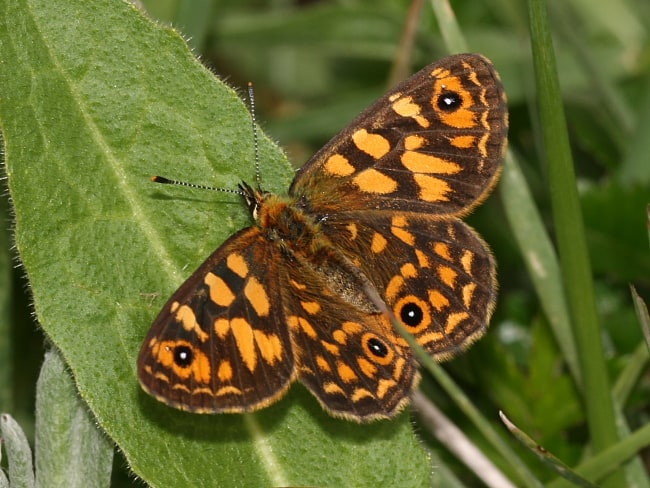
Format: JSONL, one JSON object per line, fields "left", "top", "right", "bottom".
{"left": 248, "top": 82, "right": 262, "bottom": 190}
{"left": 151, "top": 83, "right": 264, "bottom": 196}
{"left": 150, "top": 176, "right": 243, "bottom": 195}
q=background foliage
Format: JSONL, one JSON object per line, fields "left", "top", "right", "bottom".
{"left": 1, "top": 0, "right": 649, "bottom": 486}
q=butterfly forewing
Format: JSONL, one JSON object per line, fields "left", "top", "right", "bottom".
{"left": 289, "top": 54, "right": 507, "bottom": 217}
{"left": 138, "top": 228, "right": 296, "bottom": 413}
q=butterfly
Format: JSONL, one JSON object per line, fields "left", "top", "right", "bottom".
{"left": 137, "top": 53, "right": 508, "bottom": 421}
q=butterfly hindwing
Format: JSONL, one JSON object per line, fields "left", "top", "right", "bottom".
{"left": 277, "top": 262, "right": 419, "bottom": 420}
{"left": 320, "top": 213, "right": 496, "bottom": 360}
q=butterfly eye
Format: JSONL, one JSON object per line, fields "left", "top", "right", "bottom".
{"left": 172, "top": 344, "right": 194, "bottom": 367}
{"left": 437, "top": 91, "right": 462, "bottom": 111}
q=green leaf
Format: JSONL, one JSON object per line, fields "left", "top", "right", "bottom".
{"left": 0, "top": 157, "right": 11, "bottom": 413}
{"left": 0, "top": 1, "right": 431, "bottom": 487}
{"left": 35, "top": 349, "right": 114, "bottom": 488}
{"left": 0, "top": 413, "right": 34, "bottom": 488}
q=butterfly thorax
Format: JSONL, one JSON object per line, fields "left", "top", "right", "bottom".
{"left": 250, "top": 190, "right": 319, "bottom": 247}
{"left": 242, "top": 183, "right": 381, "bottom": 314}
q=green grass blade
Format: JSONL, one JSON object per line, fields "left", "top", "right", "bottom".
{"left": 392, "top": 315, "right": 542, "bottom": 487}
{"left": 415, "top": 392, "right": 517, "bottom": 487}
{"left": 547, "top": 2, "right": 634, "bottom": 137}
{"left": 428, "top": 0, "right": 468, "bottom": 53}
{"left": 613, "top": 341, "right": 649, "bottom": 407}
{"left": 548, "top": 422, "right": 650, "bottom": 488}
{"left": 500, "top": 412, "right": 598, "bottom": 488}
{"left": 527, "top": 0, "right": 623, "bottom": 485}
{"left": 616, "top": 287, "right": 650, "bottom": 406}
{"left": 500, "top": 152, "right": 580, "bottom": 384}
{"left": 631, "top": 285, "right": 650, "bottom": 351}
{"left": 621, "top": 78, "right": 650, "bottom": 185}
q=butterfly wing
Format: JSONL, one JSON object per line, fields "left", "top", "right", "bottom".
{"left": 137, "top": 227, "right": 296, "bottom": 413}
{"left": 277, "top": 260, "right": 419, "bottom": 421}
{"left": 289, "top": 53, "right": 507, "bottom": 217}
{"left": 320, "top": 213, "right": 496, "bottom": 359}
{"left": 287, "top": 54, "right": 506, "bottom": 360}
{"left": 138, "top": 224, "right": 419, "bottom": 419}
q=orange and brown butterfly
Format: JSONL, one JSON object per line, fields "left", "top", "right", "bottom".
{"left": 137, "top": 53, "right": 508, "bottom": 422}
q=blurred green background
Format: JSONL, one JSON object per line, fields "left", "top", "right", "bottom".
{"left": 2, "top": 0, "right": 649, "bottom": 486}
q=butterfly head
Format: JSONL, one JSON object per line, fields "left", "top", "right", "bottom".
{"left": 238, "top": 181, "right": 269, "bottom": 221}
